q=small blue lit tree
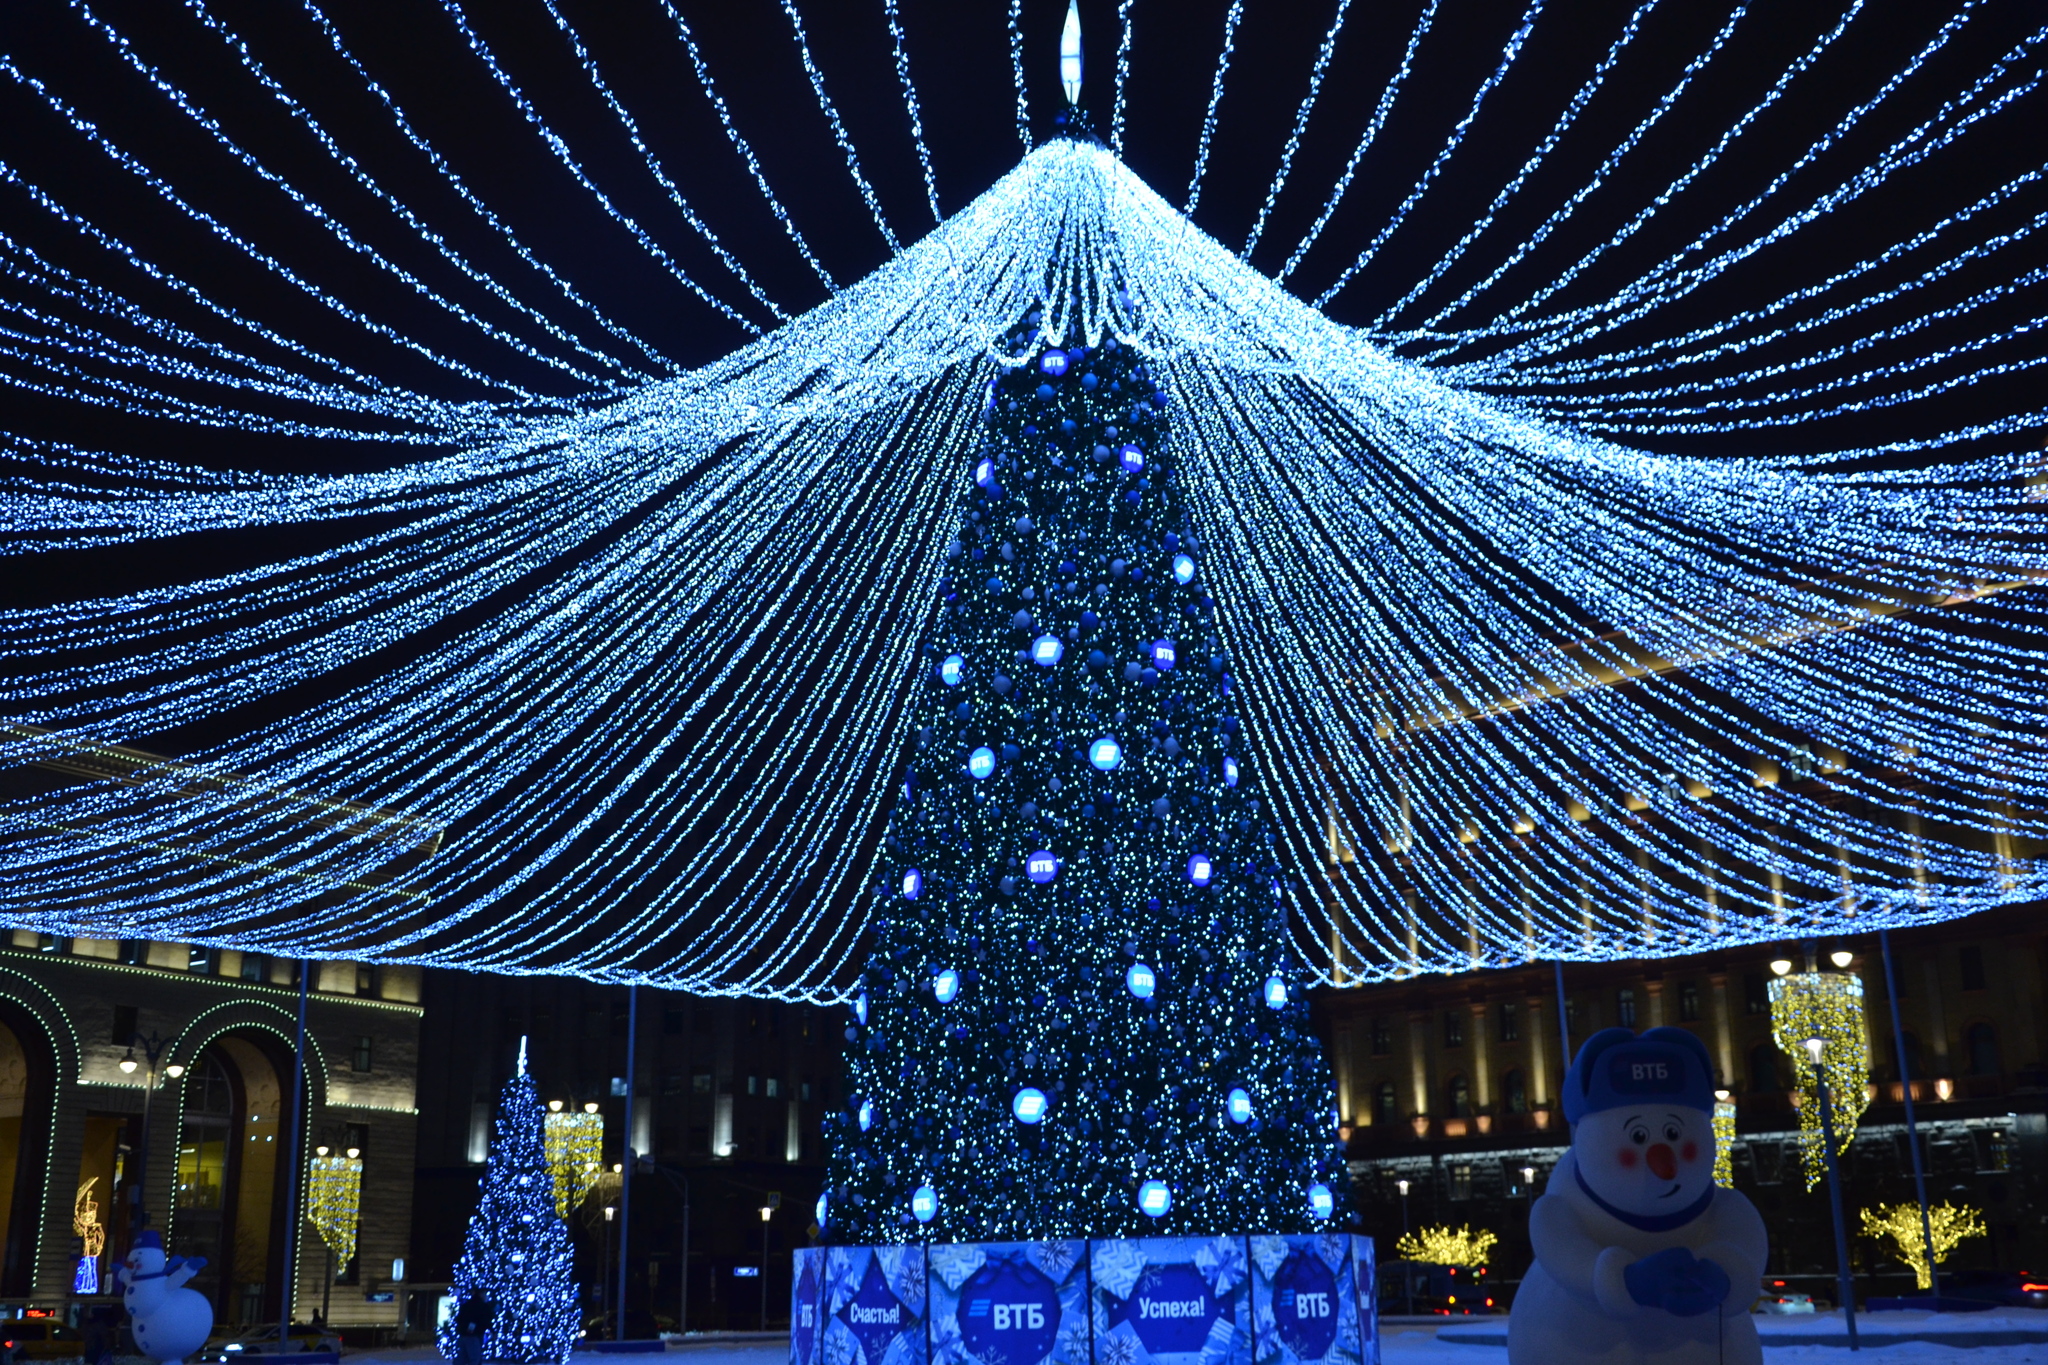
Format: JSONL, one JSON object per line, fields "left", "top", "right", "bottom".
{"left": 439, "top": 1044, "right": 578, "bottom": 1364}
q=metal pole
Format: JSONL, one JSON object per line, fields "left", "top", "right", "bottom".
{"left": 279, "top": 962, "right": 309, "bottom": 1347}
{"left": 1553, "top": 960, "right": 1572, "bottom": 1064}
{"left": 1812, "top": 1058, "right": 1860, "bottom": 1351}
{"left": 679, "top": 1181, "right": 690, "bottom": 1336}
{"left": 132, "top": 1056, "right": 156, "bottom": 1232}
{"left": 618, "top": 986, "right": 638, "bottom": 1338}
{"left": 760, "top": 1214, "right": 770, "bottom": 1330}
{"left": 1400, "top": 1185, "right": 1413, "bottom": 1316}
{"left": 1880, "top": 929, "right": 1941, "bottom": 1299}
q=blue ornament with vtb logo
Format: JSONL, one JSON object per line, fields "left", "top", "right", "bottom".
{"left": 958, "top": 1257, "right": 1062, "bottom": 1365}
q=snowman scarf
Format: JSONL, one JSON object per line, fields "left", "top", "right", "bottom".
{"left": 1573, "top": 1166, "right": 1715, "bottom": 1233}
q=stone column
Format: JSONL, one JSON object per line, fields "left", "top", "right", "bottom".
{"left": 1923, "top": 958, "right": 1951, "bottom": 1073}
{"left": 1408, "top": 1011, "right": 1431, "bottom": 1126}
{"left": 1525, "top": 992, "right": 1550, "bottom": 1108}
{"left": 1470, "top": 1001, "right": 1491, "bottom": 1111}
{"left": 1709, "top": 972, "right": 1736, "bottom": 1088}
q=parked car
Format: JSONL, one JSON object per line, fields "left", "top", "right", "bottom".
{"left": 1931, "top": 1270, "right": 2048, "bottom": 1309}
{"left": 2, "top": 1320, "right": 85, "bottom": 1362}
{"left": 198, "top": 1326, "right": 342, "bottom": 1362}
{"left": 1754, "top": 1290, "right": 1816, "bottom": 1314}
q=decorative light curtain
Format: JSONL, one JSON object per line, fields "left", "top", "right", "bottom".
{"left": 1769, "top": 971, "right": 1870, "bottom": 1188}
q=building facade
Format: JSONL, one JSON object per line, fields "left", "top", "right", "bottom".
{"left": 0, "top": 936, "right": 422, "bottom": 1331}
{"left": 411, "top": 969, "right": 840, "bottom": 1333}
{"left": 1313, "top": 903, "right": 2048, "bottom": 1303}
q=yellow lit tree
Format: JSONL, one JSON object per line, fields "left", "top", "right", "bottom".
{"left": 1396, "top": 1225, "right": 1498, "bottom": 1268}
{"left": 1769, "top": 971, "right": 1869, "bottom": 1188}
{"left": 541, "top": 1103, "right": 604, "bottom": 1219}
{"left": 1860, "top": 1201, "right": 1985, "bottom": 1290}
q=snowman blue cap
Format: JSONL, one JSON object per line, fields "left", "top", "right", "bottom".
{"left": 131, "top": 1230, "right": 163, "bottom": 1251}
{"left": 1564, "top": 1026, "right": 1716, "bottom": 1125}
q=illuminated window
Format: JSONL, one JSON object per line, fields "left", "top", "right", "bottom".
{"left": 351, "top": 1037, "right": 373, "bottom": 1072}
{"left": 1616, "top": 988, "right": 1637, "bottom": 1028}
{"left": 1498, "top": 1002, "right": 1519, "bottom": 1042}
{"left": 1443, "top": 1012, "right": 1464, "bottom": 1048}
{"left": 1679, "top": 981, "right": 1700, "bottom": 1022}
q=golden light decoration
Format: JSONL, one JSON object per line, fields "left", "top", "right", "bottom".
{"left": 1860, "top": 1201, "right": 1986, "bottom": 1290}
{"left": 542, "top": 1103, "right": 604, "bottom": 1220}
{"left": 306, "top": 1150, "right": 363, "bottom": 1268}
{"left": 73, "top": 1178, "right": 106, "bottom": 1259}
{"left": 1769, "top": 969, "right": 1869, "bottom": 1189}
{"left": 1395, "top": 1224, "right": 1498, "bottom": 1268}
{"left": 1712, "top": 1096, "right": 1737, "bottom": 1188}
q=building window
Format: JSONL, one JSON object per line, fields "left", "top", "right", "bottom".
{"left": 1616, "top": 988, "right": 1637, "bottom": 1029}
{"left": 1498, "top": 1002, "right": 1519, "bottom": 1043}
{"left": 1370, "top": 1017, "right": 1392, "bottom": 1055}
{"left": 240, "top": 954, "right": 267, "bottom": 983}
{"left": 1448, "top": 1164, "right": 1473, "bottom": 1200}
{"left": 1973, "top": 1128, "right": 2011, "bottom": 1172}
{"left": 1502, "top": 1069, "right": 1527, "bottom": 1114}
{"left": 765, "top": 1077, "right": 780, "bottom": 1099}
{"left": 1679, "top": 981, "right": 1700, "bottom": 1022}
{"left": 1966, "top": 1022, "right": 2000, "bottom": 1076}
{"left": 691, "top": 1071, "right": 712, "bottom": 1094}
{"left": 745, "top": 1075, "right": 758, "bottom": 1096}
{"left": 801, "top": 1078, "right": 813, "bottom": 1102}
{"left": 1960, "top": 946, "right": 1986, "bottom": 991}
{"left": 1443, "top": 1011, "right": 1464, "bottom": 1048}
{"left": 351, "top": 1036, "right": 373, "bottom": 1072}
{"left": 1374, "top": 1081, "right": 1397, "bottom": 1127}
{"left": 1892, "top": 1032, "right": 1923, "bottom": 1084}
{"left": 609, "top": 1076, "right": 628, "bottom": 1097}
{"left": 661, "top": 1073, "right": 685, "bottom": 1096}
{"left": 117, "top": 939, "right": 145, "bottom": 965}
{"left": 187, "top": 945, "right": 218, "bottom": 973}
{"left": 1445, "top": 1074, "right": 1471, "bottom": 1118}
{"left": 1750, "top": 1140, "right": 1783, "bottom": 1185}
{"left": 1744, "top": 971, "right": 1769, "bottom": 1015}
{"left": 112, "top": 1004, "right": 138, "bottom": 1047}
{"left": 1749, "top": 1042, "right": 1783, "bottom": 1093}
{"left": 355, "top": 964, "right": 378, "bottom": 996}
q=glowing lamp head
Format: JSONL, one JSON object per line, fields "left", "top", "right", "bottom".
{"left": 1089, "top": 736, "right": 1123, "bottom": 771}
{"left": 1264, "top": 975, "right": 1289, "bottom": 1009}
{"left": 854, "top": 991, "right": 869, "bottom": 1026}
{"left": 1136, "top": 1180, "right": 1172, "bottom": 1218}
{"left": 858, "top": 1098, "right": 874, "bottom": 1132}
{"left": 1172, "top": 554, "right": 1196, "bottom": 584}
{"left": 1307, "top": 1183, "right": 1335, "bottom": 1220}
{"left": 902, "top": 868, "right": 923, "bottom": 900}
{"left": 939, "top": 654, "right": 965, "bottom": 686}
{"left": 1830, "top": 950, "right": 1854, "bottom": 968}
{"left": 1125, "top": 962, "right": 1156, "bottom": 1000}
{"left": 911, "top": 1184, "right": 938, "bottom": 1224}
{"left": 1149, "top": 639, "right": 1177, "bottom": 671}
{"left": 163, "top": 1064, "right": 185, "bottom": 1079}
{"left": 1187, "top": 853, "right": 1214, "bottom": 887}
{"left": 1226, "top": 1087, "right": 1253, "bottom": 1124}
{"left": 933, "top": 968, "right": 960, "bottom": 1004}
{"left": 1032, "top": 635, "right": 1065, "bottom": 666}
{"left": 975, "top": 459, "right": 996, "bottom": 490}
{"left": 1012, "top": 1088, "right": 1049, "bottom": 1124}
{"left": 1223, "top": 756, "right": 1240, "bottom": 788}
{"left": 1025, "top": 850, "right": 1059, "bottom": 883}
{"left": 969, "top": 746, "right": 997, "bottom": 780}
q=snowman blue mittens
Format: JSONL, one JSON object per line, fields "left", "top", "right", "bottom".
{"left": 1623, "top": 1247, "right": 1730, "bottom": 1317}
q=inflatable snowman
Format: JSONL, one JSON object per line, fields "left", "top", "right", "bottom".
{"left": 1509, "top": 1027, "right": 1767, "bottom": 1365}
{"left": 116, "top": 1230, "right": 214, "bottom": 1365}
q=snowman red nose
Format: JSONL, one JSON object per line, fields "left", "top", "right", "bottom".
{"left": 1647, "top": 1143, "right": 1677, "bottom": 1180}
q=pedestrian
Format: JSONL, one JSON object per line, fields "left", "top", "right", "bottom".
{"left": 455, "top": 1294, "right": 492, "bottom": 1365}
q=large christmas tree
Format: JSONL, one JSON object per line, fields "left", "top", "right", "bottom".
{"left": 824, "top": 117, "right": 1348, "bottom": 1245}
{"left": 440, "top": 1047, "right": 579, "bottom": 1363}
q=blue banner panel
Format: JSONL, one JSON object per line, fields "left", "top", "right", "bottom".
{"left": 930, "top": 1241, "right": 1090, "bottom": 1365}
{"left": 794, "top": 1249, "right": 826, "bottom": 1365}
{"left": 822, "top": 1246, "right": 930, "bottom": 1365}
{"left": 1347, "top": 1237, "right": 1378, "bottom": 1365}
{"left": 1089, "top": 1236, "right": 1251, "bottom": 1365}
{"left": 1249, "top": 1237, "right": 1362, "bottom": 1365}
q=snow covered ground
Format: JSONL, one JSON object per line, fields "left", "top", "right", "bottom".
{"left": 342, "top": 1318, "right": 2048, "bottom": 1365}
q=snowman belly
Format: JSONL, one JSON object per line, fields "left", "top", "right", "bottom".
{"left": 1509, "top": 1262, "right": 1759, "bottom": 1365}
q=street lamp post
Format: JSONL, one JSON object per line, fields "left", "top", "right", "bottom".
{"left": 1803, "top": 1036, "right": 1860, "bottom": 1352}
{"left": 603, "top": 1206, "right": 616, "bottom": 1338}
{"left": 1395, "top": 1178, "right": 1413, "bottom": 1316}
{"left": 117, "top": 1031, "right": 185, "bottom": 1232}
{"left": 758, "top": 1207, "right": 772, "bottom": 1331}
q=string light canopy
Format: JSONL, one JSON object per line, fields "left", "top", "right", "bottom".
{"left": 1768, "top": 970, "right": 1870, "bottom": 1189}
{"left": 0, "top": 3, "right": 2040, "bottom": 997}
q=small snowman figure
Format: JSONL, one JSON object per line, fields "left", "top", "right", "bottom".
{"left": 1509, "top": 1027, "right": 1767, "bottom": 1365}
{"left": 116, "top": 1230, "right": 214, "bottom": 1365}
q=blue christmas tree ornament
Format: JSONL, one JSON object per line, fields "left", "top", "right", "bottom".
{"left": 975, "top": 459, "right": 997, "bottom": 490}
{"left": 1118, "top": 443, "right": 1145, "bottom": 473}
{"left": 1039, "top": 351, "right": 1069, "bottom": 377}
{"left": 1032, "top": 635, "right": 1065, "bottom": 666}
{"left": 1150, "top": 639, "right": 1177, "bottom": 671}
{"left": 911, "top": 1184, "right": 939, "bottom": 1223}
{"left": 1025, "top": 850, "right": 1059, "bottom": 883}
{"left": 1137, "top": 1181, "right": 1172, "bottom": 1218}
{"left": 1012, "top": 1087, "right": 1049, "bottom": 1123}
{"left": 858, "top": 1098, "right": 875, "bottom": 1131}
{"left": 854, "top": 991, "right": 869, "bottom": 1025}
{"left": 933, "top": 968, "right": 960, "bottom": 1003}
{"left": 1088, "top": 736, "right": 1122, "bottom": 771}
{"left": 1223, "top": 756, "right": 1240, "bottom": 788}
{"left": 1227, "top": 1087, "right": 1254, "bottom": 1124}
{"left": 1125, "top": 962, "right": 1157, "bottom": 999}
{"left": 1307, "top": 1183, "right": 1335, "bottom": 1220}
{"left": 816, "top": 1194, "right": 829, "bottom": 1229}
{"left": 969, "top": 747, "right": 997, "bottom": 779}
{"left": 1187, "top": 853, "right": 1215, "bottom": 887}
{"left": 1172, "top": 554, "right": 1196, "bottom": 584}
{"left": 939, "top": 654, "right": 965, "bottom": 686}
{"left": 1264, "top": 975, "right": 1288, "bottom": 1009}
{"left": 902, "top": 868, "right": 923, "bottom": 900}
